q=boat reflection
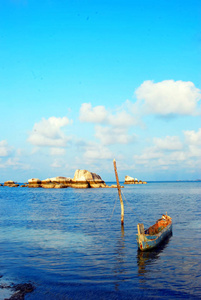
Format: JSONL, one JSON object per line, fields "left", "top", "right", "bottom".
{"left": 137, "top": 233, "right": 172, "bottom": 276}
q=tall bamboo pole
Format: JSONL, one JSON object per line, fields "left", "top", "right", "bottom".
{"left": 113, "top": 159, "right": 124, "bottom": 225}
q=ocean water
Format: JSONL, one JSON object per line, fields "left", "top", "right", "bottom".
{"left": 0, "top": 182, "right": 201, "bottom": 299}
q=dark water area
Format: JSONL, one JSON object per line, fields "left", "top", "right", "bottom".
{"left": 0, "top": 182, "right": 201, "bottom": 299}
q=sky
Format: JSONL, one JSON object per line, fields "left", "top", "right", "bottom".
{"left": 0, "top": 0, "right": 201, "bottom": 182}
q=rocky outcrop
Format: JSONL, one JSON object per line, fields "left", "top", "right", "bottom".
{"left": 54, "top": 183, "right": 67, "bottom": 189}
{"left": 28, "top": 177, "right": 71, "bottom": 188}
{"left": 50, "top": 176, "right": 71, "bottom": 185}
{"left": 124, "top": 176, "right": 147, "bottom": 184}
{"left": 124, "top": 176, "right": 135, "bottom": 184}
{"left": 41, "top": 183, "right": 56, "bottom": 189}
{"left": 27, "top": 171, "right": 106, "bottom": 189}
{"left": 0, "top": 275, "right": 35, "bottom": 299}
{"left": 28, "top": 178, "right": 41, "bottom": 188}
{"left": 71, "top": 169, "right": 106, "bottom": 188}
{"left": 4, "top": 180, "right": 15, "bottom": 186}
{"left": 41, "top": 177, "right": 71, "bottom": 188}
{"left": 108, "top": 184, "right": 124, "bottom": 188}
{"left": 4, "top": 180, "right": 19, "bottom": 187}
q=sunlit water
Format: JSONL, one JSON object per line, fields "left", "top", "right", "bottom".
{"left": 0, "top": 182, "right": 201, "bottom": 299}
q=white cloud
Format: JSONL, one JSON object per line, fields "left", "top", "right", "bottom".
{"left": 95, "top": 125, "right": 136, "bottom": 145}
{"left": 28, "top": 116, "right": 72, "bottom": 147}
{"left": 133, "top": 134, "right": 186, "bottom": 169}
{"left": 134, "top": 148, "right": 188, "bottom": 170}
{"left": 79, "top": 103, "right": 138, "bottom": 147}
{"left": 79, "top": 102, "right": 136, "bottom": 127}
{"left": 79, "top": 103, "right": 108, "bottom": 123}
{"left": 107, "top": 110, "right": 136, "bottom": 127}
{"left": 133, "top": 135, "right": 183, "bottom": 166}
{"left": 83, "top": 142, "right": 113, "bottom": 161}
{"left": 133, "top": 130, "right": 201, "bottom": 174}
{"left": 184, "top": 129, "right": 201, "bottom": 159}
{"left": 0, "top": 157, "right": 31, "bottom": 170}
{"left": 188, "top": 145, "right": 201, "bottom": 157}
{"left": 51, "top": 159, "right": 62, "bottom": 168}
{"left": 153, "top": 136, "right": 183, "bottom": 151}
{"left": 50, "top": 148, "right": 66, "bottom": 156}
{"left": 0, "top": 140, "right": 12, "bottom": 157}
{"left": 184, "top": 128, "right": 201, "bottom": 145}
{"left": 135, "top": 80, "right": 201, "bottom": 116}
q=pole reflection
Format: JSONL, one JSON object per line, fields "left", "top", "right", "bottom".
{"left": 113, "top": 224, "right": 126, "bottom": 291}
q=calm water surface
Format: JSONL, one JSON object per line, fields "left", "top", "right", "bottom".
{"left": 0, "top": 182, "right": 201, "bottom": 299}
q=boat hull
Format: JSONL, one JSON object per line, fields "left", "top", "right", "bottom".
{"left": 136, "top": 223, "right": 172, "bottom": 251}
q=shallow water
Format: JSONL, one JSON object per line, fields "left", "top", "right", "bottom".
{"left": 0, "top": 182, "right": 201, "bottom": 299}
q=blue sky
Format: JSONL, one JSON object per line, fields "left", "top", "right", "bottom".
{"left": 0, "top": 0, "right": 201, "bottom": 182}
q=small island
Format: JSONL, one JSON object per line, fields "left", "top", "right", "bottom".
{"left": 1, "top": 169, "right": 123, "bottom": 189}
{"left": 124, "top": 175, "right": 147, "bottom": 184}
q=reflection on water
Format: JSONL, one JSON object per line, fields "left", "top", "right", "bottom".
{"left": 137, "top": 233, "right": 172, "bottom": 276}
{"left": 113, "top": 224, "right": 125, "bottom": 291}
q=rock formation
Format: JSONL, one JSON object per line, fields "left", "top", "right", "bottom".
{"left": 50, "top": 176, "right": 71, "bottom": 185}
{"left": 54, "top": 183, "right": 67, "bottom": 189}
{"left": 4, "top": 180, "right": 19, "bottom": 187}
{"left": 124, "top": 176, "right": 147, "bottom": 184}
{"left": 28, "top": 177, "right": 71, "bottom": 188}
{"left": 124, "top": 176, "right": 135, "bottom": 184}
{"left": 71, "top": 169, "right": 106, "bottom": 188}
{"left": 28, "top": 178, "right": 41, "bottom": 188}
{"left": 27, "top": 170, "right": 107, "bottom": 189}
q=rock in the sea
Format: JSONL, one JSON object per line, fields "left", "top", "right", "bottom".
{"left": 28, "top": 178, "right": 41, "bottom": 188}
{"left": 71, "top": 169, "right": 106, "bottom": 188}
{"left": 10, "top": 184, "right": 19, "bottom": 187}
{"left": 41, "top": 177, "right": 71, "bottom": 188}
{"left": 41, "top": 183, "right": 56, "bottom": 189}
{"left": 28, "top": 177, "right": 71, "bottom": 188}
{"left": 5, "top": 282, "right": 35, "bottom": 300}
{"left": 54, "top": 183, "right": 67, "bottom": 189}
{"left": 28, "top": 178, "right": 41, "bottom": 184}
{"left": 4, "top": 180, "right": 15, "bottom": 186}
{"left": 71, "top": 182, "right": 90, "bottom": 189}
{"left": 28, "top": 172, "right": 106, "bottom": 189}
{"left": 50, "top": 176, "right": 71, "bottom": 186}
{"left": 41, "top": 178, "right": 52, "bottom": 184}
{"left": 3, "top": 181, "right": 19, "bottom": 187}
{"left": 124, "top": 176, "right": 147, "bottom": 184}
{"left": 124, "top": 176, "right": 135, "bottom": 184}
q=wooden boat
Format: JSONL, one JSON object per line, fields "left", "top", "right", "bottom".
{"left": 136, "top": 213, "right": 172, "bottom": 251}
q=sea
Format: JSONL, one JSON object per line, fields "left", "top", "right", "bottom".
{"left": 0, "top": 181, "right": 201, "bottom": 299}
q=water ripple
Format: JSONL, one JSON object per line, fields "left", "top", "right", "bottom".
{"left": 0, "top": 182, "right": 201, "bottom": 299}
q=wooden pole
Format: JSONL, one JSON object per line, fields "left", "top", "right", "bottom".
{"left": 113, "top": 159, "right": 124, "bottom": 225}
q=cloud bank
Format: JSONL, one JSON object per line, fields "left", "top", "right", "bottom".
{"left": 95, "top": 126, "right": 136, "bottom": 145}
{"left": 135, "top": 80, "right": 201, "bottom": 116}
{"left": 28, "top": 116, "right": 72, "bottom": 147}
{"left": 79, "top": 102, "right": 136, "bottom": 127}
